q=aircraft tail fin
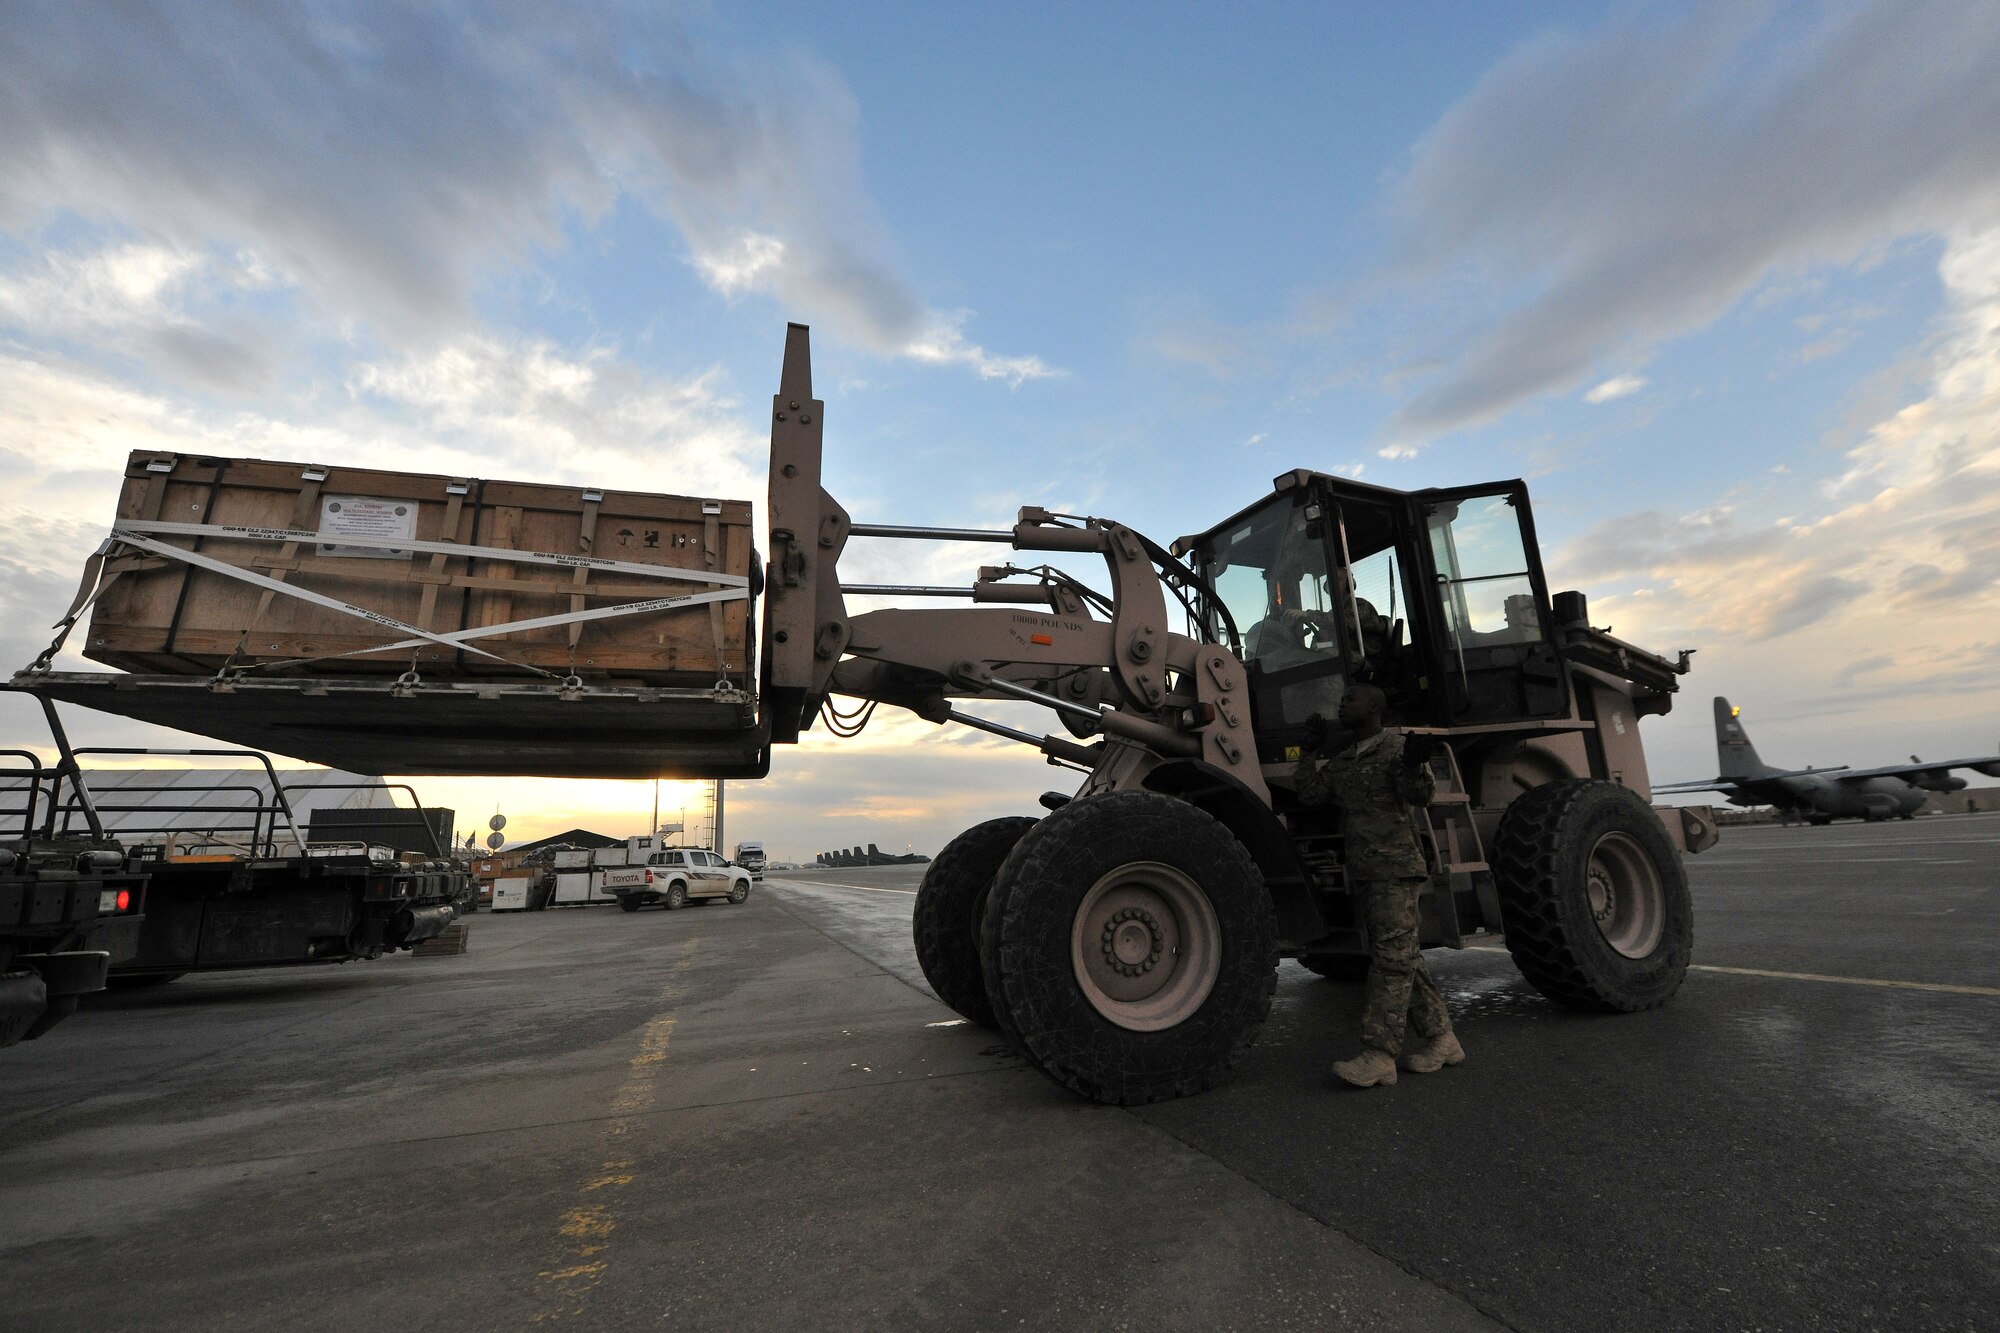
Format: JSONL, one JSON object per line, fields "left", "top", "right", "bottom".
{"left": 1714, "top": 697, "right": 1777, "bottom": 779}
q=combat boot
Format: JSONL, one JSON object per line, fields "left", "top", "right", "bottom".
{"left": 1331, "top": 1047, "right": 1398, "bottom": 1087}
{"left": 1400, "top": 1031, "right": 1465, "bottom": 1074}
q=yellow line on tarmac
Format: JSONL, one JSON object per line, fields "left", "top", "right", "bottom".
{"left": 1685, "top": 964, "right": 2000, "bottom": 997}
{"left": 533, "top": 934, "right": 703, "bottom": 1322}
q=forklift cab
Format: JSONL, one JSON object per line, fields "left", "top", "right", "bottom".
{"left": 1181, "top": 471, "right": 1570, "bottom": 760}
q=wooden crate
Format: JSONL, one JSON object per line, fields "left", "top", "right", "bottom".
{"left": 80, "top": 452, "right": 755, "bottom": 687}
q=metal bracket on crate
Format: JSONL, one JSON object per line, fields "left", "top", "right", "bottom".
{"left": 207, "top": 665, "right": 251, "bottom": 694}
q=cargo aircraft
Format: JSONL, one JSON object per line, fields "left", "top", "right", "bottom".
{"left": 1655, "top": 697, "right": 2000, "bottom": 824}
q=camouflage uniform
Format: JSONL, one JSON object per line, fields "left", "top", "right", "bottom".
{"left": 1294, "top": 730, "right": 1453, "bottom": 1057}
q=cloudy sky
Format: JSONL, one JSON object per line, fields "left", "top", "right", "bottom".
{"left": 2, "top": 1, "right": 1997, "bottom": 858}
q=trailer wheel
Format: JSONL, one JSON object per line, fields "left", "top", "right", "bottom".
{"left": 1297, "top": 954, "right": 1370, "bottom": 983}
{"left": 1492, "top": 780, "right": 1692, "bottom": 1012}
{"left": 665, "top": 883, "right": 688, "bottom": 910}
{"left": 979, "top": 792, "right": 1275, "bottom": 1105}
{"left": 913, "top": 816, "right": 1037, "bottom": 1027}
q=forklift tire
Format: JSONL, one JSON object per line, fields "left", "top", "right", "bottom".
{"left": 913, "top": 816, "right": 1037, "bottom": 1027}
{"left": 665, "top": 883, "right": 688, "bottom": 910}
{"left": 618, "top": 897, "right": 642, "bottom": 912}
{"left": 979, "top": 792, "right": 1276, "bottom": 1105}
{"left": 1492, "top": 780, "right": 1692, "bottom": 1013}
{"left": 1297, "top": 954, "right": 1370, "bottom": 983}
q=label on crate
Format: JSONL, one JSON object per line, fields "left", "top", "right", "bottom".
{"left": 318, "top": 495, "right": 417, "bottom": 559}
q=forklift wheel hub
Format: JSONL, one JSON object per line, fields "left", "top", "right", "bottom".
{"left": 1069, "top": 862, "right": 1219, "bottom": 1032}
{"left": 1585, "top": 831, "right": 1665, "bottom": 959}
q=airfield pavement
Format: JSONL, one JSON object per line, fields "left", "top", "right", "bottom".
{"left": 1, "top": 812, "right": 1995, "bottom": 1330}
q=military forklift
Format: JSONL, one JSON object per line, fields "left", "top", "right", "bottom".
{"left": 754, "top": 325, "right": 1716, "bottom": 1104}
{"left": 18, "top": 323, "right": 1715, "bottom": 1100}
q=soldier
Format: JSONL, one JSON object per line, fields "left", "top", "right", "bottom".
{"left": 1294, "top": 683, "right": 1463, "bottom": 1088}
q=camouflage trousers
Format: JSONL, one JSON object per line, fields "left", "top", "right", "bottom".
{"left": 1358, "top": 875, "right": 1453, "bottom": 1056}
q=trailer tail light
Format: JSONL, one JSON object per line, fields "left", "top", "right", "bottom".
{"left": 367, "top": 876, "right": 392, "bottom": 899}
{"left": 97, "top": 889, "right": 133, "bottom": 913}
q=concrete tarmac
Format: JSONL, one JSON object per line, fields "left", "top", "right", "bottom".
{"left": 4, "top": 814, "right": 1996, "bottom": 1329}
{"left": 4, "top": 883, "right": 1488, "bottom": 1329}
{"left": 756, "top": 816, "right": 2000, "bottom": 1332}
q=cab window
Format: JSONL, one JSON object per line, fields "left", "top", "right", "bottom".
{"left": 1424, "top": 494, "right": 1543, "bottom": 650}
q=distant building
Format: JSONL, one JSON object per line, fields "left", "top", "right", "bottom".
{"left": 505, "top": 828, "right": 624, "bottom": 856}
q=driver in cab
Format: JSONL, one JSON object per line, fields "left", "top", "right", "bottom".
{"left": 1245, "top": 558, "right": 1384, "bottom": 678}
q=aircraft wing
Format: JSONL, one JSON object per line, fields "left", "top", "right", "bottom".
{"left": 1819, "top": 754, "right": 2000, "bottom": 783}
{"left": 1651, "top": 766, "right": 1850, "bottom": 795}
{"left": 1650, "top": 777, "right": 1738, "bottom": 795}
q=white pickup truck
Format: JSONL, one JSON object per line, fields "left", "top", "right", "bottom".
{"left": 604, "top": 848, "right": 753, "bottom": 912}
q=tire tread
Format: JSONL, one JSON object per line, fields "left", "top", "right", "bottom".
{"left": 981, "top": 792, "right": 1276, "bottom": 1105}
{"left": 1492, "top": 780, "right": 1692, "bottom": 1013}
{"left": 913, "top": 816, "right": 1037, "bottom": 1027}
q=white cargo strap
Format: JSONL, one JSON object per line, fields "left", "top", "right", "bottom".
{"left": 29, "top": 539, "right": 120, "bottom": 671}
{"left": 110, "top": 530, "right": 516, "bottom": 664}
{"left": 351, "top": 587, "right": 747, "bottom": 659}
{"left": 112, "top": 519, "right": 750, "bottom": 588}
{"left": 94, "top": 523, "right": 751, "bottom": 676}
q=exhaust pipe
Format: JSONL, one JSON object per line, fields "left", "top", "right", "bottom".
{"left": 388, "top": 905, "right": 453, "bottom": 947}
{"left": 1, "top": 970, "right": 49, "bottom": 1048}
{"left": 2, "top": 951, "right": 110, "bottom": 1045}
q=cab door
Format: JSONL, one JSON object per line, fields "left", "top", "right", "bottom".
{"left": 1195, "top": 487, "right": 1353, "bottom": 760}
{"left": 1409, "top": 484, "right": 1570, "bottom": 724}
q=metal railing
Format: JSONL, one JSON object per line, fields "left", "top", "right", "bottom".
{"left": 0, "top": 749, "right": 51, "bottom": 842}
{"left": 55, "top": 747, "right": 305, "bottom": 858}
{"left": 2, "top": 688, "right": 419, "bottom": 859}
